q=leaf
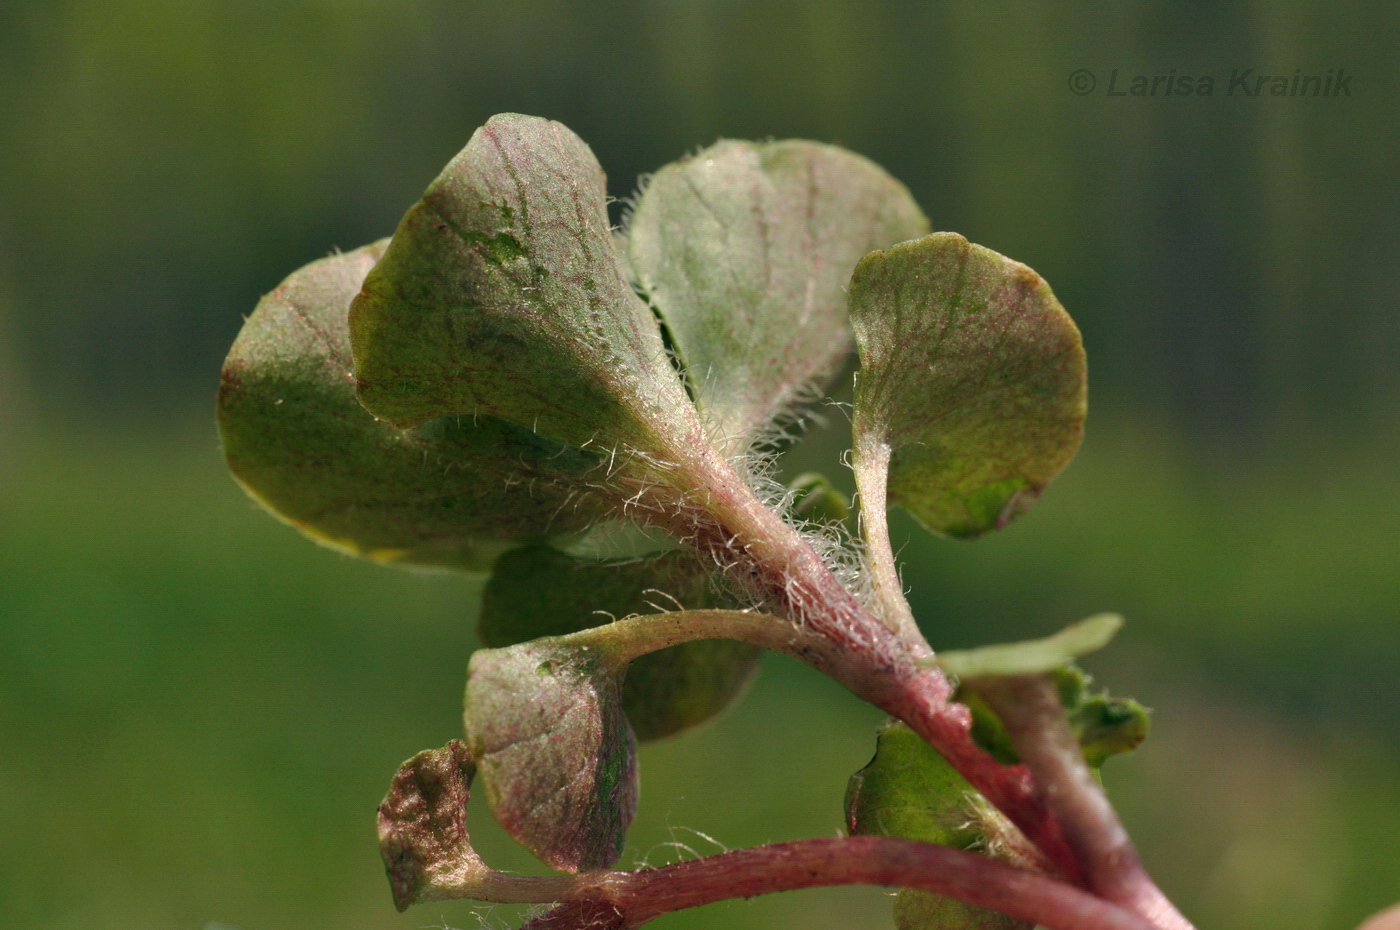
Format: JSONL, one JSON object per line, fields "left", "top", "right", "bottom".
{"left": 845, "top": 719, "right": 981, "bottom": 848}
{"left": 789, "top": 472, "right": 852, "bottom": 526}
{"left": 894, "top": 890, "right": 1033, "bottom": 930}
{"left": 217, "top": 241, "right": 609, "bottom": 571}
{"left": 479, "top": 544, "right": 761, "bottom": 741}
{"left": 936, "top": 614, "right": 1123, "bottom": 681}
{"left": 1057, "top": 666, "right": 1151, "bottom": 768}
{"left": 376, "top": 741, "right": 487, "bottom": 912}
{"left": 627, "top": 139, "right": 929, "bottom": 451}
{"left": 850, "top": 232, "right": 1086, "bottom": 539}
{"left": 847, "top": 721, "right": 1032, "bottom": 930}
{"left": 464, "top": 639, "right": 637, "bottom": 872}
{"left": 952, "top": 665, "right": 1149, "bottom": 768}
{"left": 350, "top": 113, "right": 698, "bottom": 456}
{"left": 954, "top": 687, "right": 1022, "bottom": 766}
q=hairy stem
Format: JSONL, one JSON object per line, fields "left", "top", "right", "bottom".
{"left": 977, "top": 675, "right": 1195, "bottom": 930}
{"left": 553, "top": 608, "right": 1085, "bottom": 887}
{"left": 655, "top": 438, "right": 1085, "bottom": 879}
{"left": 849, "top": 438, "right": 923, "bottom": 643}
{"left": 510, "top": 837, "right": 1163, "bottom": 930}
{"left": 645, "top": 434, "right": 1192, "bottom": 926}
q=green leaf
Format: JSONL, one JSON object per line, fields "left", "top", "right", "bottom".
{"left": 1056, "top": 666, "right": 1151, "bottom": 768}
{"left": 479, "top": 545, "right": 761, "bottom": 741}
{"left": 350, "top": 113, "right": 698, "bottom": 455}
{"left": 850, "top": 232, "right": 1086, "bottom": 539}
{"left": 936, "top": 614, "right": 1123, "bottom": 681}
{"left": 464, "top": 639, "right": 636, "bottom": 872}
{"left": 627, "top": 139, "right": 929, "bottom": 451}
{"left": 954, "top": 687, "right": 1022, "bottom": 766}
{"left": 376, "top": 741, "right": 487, "bottom": 912}
{"left": 847, "top": 721, "right": 1032, "bottom": 930}
{"left": 789, "top": 472, "right": 852, "bottom": 526}
{"left": 845, "top": 720, "right": 981, "bottom": 848}
{"left": 894, "top": 890, "right": 1033, "bottom": 930}
{"left": 217, "top": 241, "right": 608, "bottom": 571}
{"left": 952, "top": 664, "right": 1149, "bottom": 768}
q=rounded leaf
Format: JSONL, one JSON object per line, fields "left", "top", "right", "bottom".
{"left": 217, "top": 241, "right": 609, "bottom": 571}
{"left": 350, "top": 113, "right": 698, "bottom": 455}
{"left": 850, "top": 233, "right": 1086, "bottom": 539}
{"left": 628, "top": 139, "right": 929, "bottom": 451}
{"left": 464, "top": 640, "right": 637, "bottom": 872}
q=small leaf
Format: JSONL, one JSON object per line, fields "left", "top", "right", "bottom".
{"left": 464, "top": 639, "right": 636, "bottom": 872}
{"left": 894, "top": 890, "right": 1033, "bottom": 930}
{"left": 1056, "top": 667, "right": 1151, "bottom": 768}
{"left": 953, "top": 687, "right": 1021, "bottom": 766}
{"left": 789, "top": 472, "right": 852, "bottom": 526}
{"left": 217, "top": 241, "right": 608, "bottom": 571}
{"left": 850, "top": 232, "right": 1086, "bottom": 539}
{"left": 376, "top": 741, "right": 487, "bottom": 912}
{"left": 845, "top": 719, "right": 981, "bottom": 848}
{"left": 936, "top": 614, "right": 1123, "bottom": 681}
{"left": 848, "top": 721, "right": 1032, "bottom": 930}
{"left": 351, "top": 113, "right": 698, "bottom": 455}
{"left": 479, "top": 544, "right": 760, "bottom": 741}
{"left": 628, "top": 139, "right": 929, "bottom": 451}
{"left": 951, "top": 664, "right": 1149, "bottom": 768}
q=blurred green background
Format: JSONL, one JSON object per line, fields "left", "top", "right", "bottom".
{"left": 2, "top": 2, "right": 1398, "bottom": 928}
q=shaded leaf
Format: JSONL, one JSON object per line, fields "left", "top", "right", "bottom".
{"left": 350, "top": 113, "right": 698, "bottom": 455}
{"left": 789, "top": 472, "right": 852, "bottom": 526}
{"left": 376, "top": 741, "right": 487, "bottom": 912}
{"left": 936, "top": 614, "right": 1122, "bottom": 681}
{"left": 953, "top": 687, "right": 1022, "bottom": 766}
{"left": 850, "top": 233, "right": 1086, "bottom": 539}
{"left": 848, "top": 721, "right": 1032, "bottom": 930}
{"left": 217, "top": 241, "right": 608, "bottom": 571}
{"left": 894, "top": 889, "right": 1032, "bottom": 930}
{"left": 479, "top": 544, "right": 761, "bottom": 741}
{"left": 464, "top": 639, "right": 636, "bottom": 872}
{"left": 845, "top": 719, "right": 981, "bottom": 848}
{"left": 628, "top": 139, "right": 929, "bottom": 451}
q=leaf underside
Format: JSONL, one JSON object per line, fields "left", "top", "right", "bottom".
{"left": 627, "top": 139, "right": 929, "bottom": 452}
{"left": 350, "top": 112, "right": 697, "bottom": 457}
{"left": 937, "top": 613, "right": 1123, "bottom": 680}
{"left": 479, "top": 544, "right": 761, "bottom": 741}
{"left": 464, "top": 640, "right": 637, "bottom": 872}
{"left": 217, "top": 240, "right": 609, "bottom": 571}
{"left": 850, "top": 232, "right": 1087, "bottom": 539}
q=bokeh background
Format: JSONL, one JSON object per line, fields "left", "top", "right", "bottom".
{"left": 2, "top": 2, "right": 1398, "bottom": 928}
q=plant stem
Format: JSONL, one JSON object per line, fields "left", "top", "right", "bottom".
{"left": 554, "top": 609, "right": 1086, "bottom": 888}
{"left": 506, "top": 837, "right": 1163, "bottom": 930}
{"left": 659, "top": 440, "right": 1085, "bottom": 878}
{"left": 977, "top": 675, "right": 1195, "bottom": 930}
{"left": 652, "top": 438, "right": 1191, "bottom": 926}
{"left": 849, "top": 438, "right": 923, "bottom": 642}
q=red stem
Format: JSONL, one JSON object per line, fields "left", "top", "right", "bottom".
{"left": 666, "top": 443, "right": 1086, "bottom": 880}
{"left": 521, "top": 837, "right": 1162, "bottom": 930}
{"left": 978, "top": 676, "right": 1194, "bottom": 930}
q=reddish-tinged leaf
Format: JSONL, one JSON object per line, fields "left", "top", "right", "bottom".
{"left": 850, "top": 233, "right": 1086, "bottom": 539}
{"left": 628, "top": 139, "right": 929, "bottom": 452}
{"left": 465, "top": 640, "right": 637, "bottom": 872}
